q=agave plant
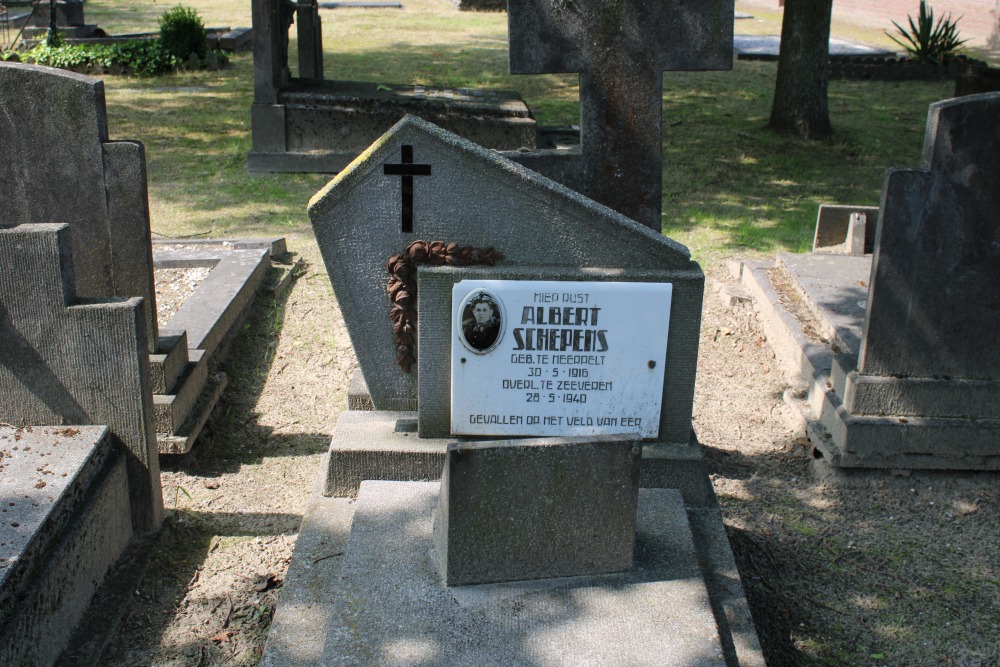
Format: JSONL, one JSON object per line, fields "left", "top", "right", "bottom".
{"left": 887, "top": 0, "right": 967, "bottom": 63}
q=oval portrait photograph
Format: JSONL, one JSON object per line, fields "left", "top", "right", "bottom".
{"left": 458, "top": 289, "right": 505, "bottom": 354}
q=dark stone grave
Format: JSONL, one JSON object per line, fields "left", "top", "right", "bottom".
{"left": 740, "top": 92, "right": 1000, "bottom": 470}
{"left": 248, "top": 0, "right": 535, "bottom": 173}
{"left": 504, "top": 0, "right": 735, "bottom": 230}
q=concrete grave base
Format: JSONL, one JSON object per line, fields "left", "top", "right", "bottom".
{"left": 261, "top": 481, "right": 763, "bottom": 667}
{"left": 150, "top": 238, "right": 289, "bottom": 454}
{"left": 738, "top": 254, "right": 1000, "bottom": 470}
{"left": 323, "top": 408, "right": 714, "bottom": 506}
{"left": 0, "top": 426, "right": 132, "bottom": 667}
{"left": 248, "top": 80, "right": 536, "bottom": 174}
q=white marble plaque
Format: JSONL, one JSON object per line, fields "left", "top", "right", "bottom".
{"left": 451, "top": 280, "right": 671, "bottom": 438}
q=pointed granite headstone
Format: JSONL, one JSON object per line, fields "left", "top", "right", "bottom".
{"left": 309, "top": 115, "right": 703, "bottom": 443}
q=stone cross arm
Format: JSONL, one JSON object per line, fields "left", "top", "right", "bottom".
{"left": 509, "top": 0, "right": 734, "bottom": 75}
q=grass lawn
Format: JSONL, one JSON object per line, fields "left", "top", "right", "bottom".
{"left": 81, "top": 0, "right": 957, "bottom": 266}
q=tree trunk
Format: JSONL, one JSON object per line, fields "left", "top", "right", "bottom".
{"left": 768, "top": 0, "right": 834, "bottom": 139}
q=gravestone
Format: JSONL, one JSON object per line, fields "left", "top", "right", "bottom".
{"left": 0, "top": 62, "right": 158, "bottom": 352}
{"left": 862, "top": 93, "right": 1000, "bottom": 381}
{"left": 260, "top": 116, "right": 762, "bottom": 666}
{"left": 309, "top": 115, "right": 702, "bottom": 447}
{"left": 739, "top": 92, "right": 1000, "bottom": 470}
{"left": 0, "top": 224, "right": 160, "bottom": 665}
{"left": 0, "top": 62, "right": 278, "bottom": 455}
{"left": 248, "top": 0, "right": 536, "bottom": 172}
{"left": 0, "top": 224, "right": 162, "bottom": 532}
{"left": 811, "top": 204, "right": 878, "bottom": 255}
{"left": 506, "top": 0, "right": 735, "bottom": 231}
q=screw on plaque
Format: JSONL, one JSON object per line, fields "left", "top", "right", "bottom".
{"left": 461, "top": 358, "right": 467, "bottom": 364}
{"left": 648, "top": 360, "right": 656, "bottom": 369}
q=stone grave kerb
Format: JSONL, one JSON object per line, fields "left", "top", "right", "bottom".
{"left": 507, "top": 0, "right": 734, "bottom": 231}
{"left": 861, "top": 92, "right": 1000, "bottom": 380}
{"left": 309, "top": 114, "right": 703, "bottom": 442}
{"left": 0, "top": 223, "right": 163, "bottom": 533}
{"left": 0, "top": 62, "right": 159, "bottom": 352}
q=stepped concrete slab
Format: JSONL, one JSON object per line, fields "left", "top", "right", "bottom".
{"left": 149, "top": 330, "right": 189, "bottom": 395}
{"left": 740, "top": 257, "right": 1000, "bottom": 470}
{"left": 157, "top": 370, "right": 228, "bottom": 455}
{"left": 0, "top": 224, "right": 161, "bottom": 532}
{"left": 150, "top": 240, "right": 283, "bottom": 453}
{"left": 262, "top": 482, "right": 764, "bottom": 667}
{"left": 324, "top": 410, "right": 713, "bottom": 506}
{"left": 156, "top": 245, "right": 271, "bottom": 358}
{"left": 0, "top": 425, "right": 132, "bottom": 667}
{"left": 152, "top": 351, "right": 210, "bottom": 434}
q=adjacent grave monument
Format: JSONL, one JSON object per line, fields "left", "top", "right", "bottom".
{"left": 261, "top": 116, "right": 763, "bottom": 666}
{"left": 504, "top": 0, "right": 735, "bottom": 230}
{"left": 0, "top": 62, "right": 282, "bottom": 454}
{"left": 248, "top": 0, "right": 536, "bottom": 172}
{"left": 740, "top": 92, "right": 1000, "bottom": 470}
{"left": 0, "top": 223, "right": 160, "bottom": 666}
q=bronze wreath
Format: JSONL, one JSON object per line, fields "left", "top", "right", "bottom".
{"left": 387, "top": 240, "right": 503, "bottom": 372}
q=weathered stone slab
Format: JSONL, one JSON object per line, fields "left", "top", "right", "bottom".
{"left": 775, "top": 253, "right": 870, "bottom": 356}
{"left": 0, "top": 426, "right": 132, "bottom": 667}
{"left": 323, "top": 410, "right": 715, "bottom": 505}
{"left": 309, "top": 115, "right": 701, "bottom": 423}
{"left": 433, "top": 435, "right": 641, "bottom": 585}
{"left": 862, "top": 92, "right": 1000, "bottom": 381}
{"left": 0, "top": 224, "right": 162, "bottom": 532}
{"left": 0, "top": 62, "right": 159, "bottom": 351}
{"left": 317, "top": 482, "right": 727, "bottom": 666}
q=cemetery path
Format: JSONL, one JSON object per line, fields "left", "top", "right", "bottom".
{"left": 89, "top": 252, "right": 997, "bottom": 667}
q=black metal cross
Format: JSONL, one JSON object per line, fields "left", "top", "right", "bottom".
{"left": 383, "top": 145, "right": 432, "bottom": 233}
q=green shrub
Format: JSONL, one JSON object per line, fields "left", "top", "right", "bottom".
{"left": 887, "top": 0, "right": 966, "bottom": 63}
{"left": 24, "top": 40, "right": 177, "bottom": 76}
{"left": 158, "top": 5, "right": 206, "bottom": 60}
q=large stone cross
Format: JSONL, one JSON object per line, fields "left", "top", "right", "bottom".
{"left": 508, "top": 0, "right": 734, "bottom": 231}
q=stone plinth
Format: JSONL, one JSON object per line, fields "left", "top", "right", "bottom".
{"left": 433, "top": 435, "right": 641, "bottom": 586}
